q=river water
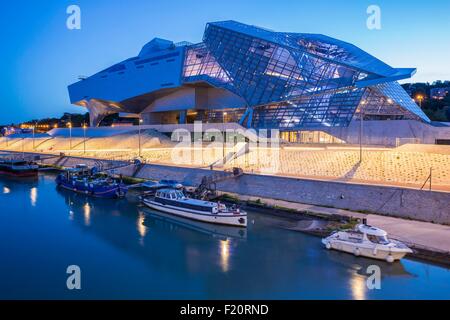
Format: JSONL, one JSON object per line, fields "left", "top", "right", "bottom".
{"left": 0, "top": 173, "right": 449, "bottom": 299}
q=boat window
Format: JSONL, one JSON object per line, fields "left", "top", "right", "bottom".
{"left": 367, "top": 235, "right": 389, "bottom": 244}
{"left": 176, "top": 191, "right": 184, "bottom": 199}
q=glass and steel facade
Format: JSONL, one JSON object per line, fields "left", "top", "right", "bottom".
{"left": 181, "top": 21, "right": 430, "bottom": 129}
{"left": 70, "top": 20, "right": 430, "bottom": 128}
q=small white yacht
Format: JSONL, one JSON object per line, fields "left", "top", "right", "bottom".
{"left": 142, "top": 188, "right": 247, "bottom": 228}
{"left": 322, "top": 222, "right": 413, "bottom": 263}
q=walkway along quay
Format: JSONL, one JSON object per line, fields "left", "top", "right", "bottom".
{"left": 4, "top": 151, "right": 450, "bottom": 265}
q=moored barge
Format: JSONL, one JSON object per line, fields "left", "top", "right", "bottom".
{"left": 56, "top": 164, "right": 127, "bottom": 199}
{"left": 0, "top": 158, "right": 39, "bottom": 177}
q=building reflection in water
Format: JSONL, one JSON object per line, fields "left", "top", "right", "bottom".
{"left": 3, "top": 186, "right": 11, "bottom": 194}
{"left": 220, "top": 239, "right": 231, "bottom": 273}
{"left": 83, "top": 203, "right": 91, "bottom": 226}
{"left": 30, "top": 187, "right": 37, "bottom": 206}
{"left": 350, "top": 272, "right": 367, "bottom": 300}
{"left": 136, "top": 212, "right": 147, "bottom": 246}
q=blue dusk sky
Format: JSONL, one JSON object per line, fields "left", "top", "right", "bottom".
{"left": 1, "top": 0, "right": 449, "bottom": 124}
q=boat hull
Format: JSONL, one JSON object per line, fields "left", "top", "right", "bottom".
{"left": 144, "top": 210, "right": 247, "bottom": 239}
{"left": 322, "top": 239, "right": 411, "bottom": 262}
{"left": 142, "top": 199, "right": 247, "bottom": 228}
{"left": 0, "top": 169, "right": 38, "bottom": 178}
{"left": 56, "top": 177, "right": 127, "bottom": 199}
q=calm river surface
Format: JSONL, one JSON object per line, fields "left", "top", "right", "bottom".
{"left": 1, "top": 173, "right": 449, "bottom": 299}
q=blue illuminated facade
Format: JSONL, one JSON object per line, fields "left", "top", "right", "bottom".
{"left": 68, "top": 20, "right": 430, "bottom": 128}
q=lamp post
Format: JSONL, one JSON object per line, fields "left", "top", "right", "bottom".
{"left": 222, "top": 112, "right": 227, "bottom": 160}
{"left": 416, "top": 94, "right": 424, "bottom": 108}
{"left": 83, "top": 123, "right": 87, "bottom": 154}
{"left": 21, "top": 136, "right": 25, "bottom": 159}
{"left": 68, "top": 122, "right": 72, "bottom": 150}
{"left": 359, "top": 101, "right": 366, "bottom": 163}
{"left": 138, "top": 118, "right": 143, "bottom": 158}
{"left": 32, "top": 123, "right": 36, "bottom": 151}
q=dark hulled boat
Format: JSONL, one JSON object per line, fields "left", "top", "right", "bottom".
{"left": 56, "top": 164, "right": 127, "bottom": 199}
{"left": 0, "top": 158, "right": 39, "bottom": 177}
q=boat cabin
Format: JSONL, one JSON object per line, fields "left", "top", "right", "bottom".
{"left": 358, "top": 224, "right": 390, "bottom": 245}
{"left": 154, "top": 188, "right": 219, "bottom": 213}
{"left": 63, "top": 164, "right": 92, "bottom": 179}
{"left": 156, "top": 189, "right": 185, "bottom": 200}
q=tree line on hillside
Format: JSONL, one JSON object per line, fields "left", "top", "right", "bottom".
{"left": 402, "top": 81, "right": 450, "bottom": 122}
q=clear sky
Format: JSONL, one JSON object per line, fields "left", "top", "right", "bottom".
{"left": 1, "top": 0, "right": 449, "bottom": 124}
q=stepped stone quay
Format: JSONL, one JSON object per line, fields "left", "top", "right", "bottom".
{"left": 2, "top": 128, "right": 449, "bottom": 191}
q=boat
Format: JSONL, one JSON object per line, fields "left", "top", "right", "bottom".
{"left": 56, "top": 164, "right": 127, "bottom": 199}
{"left": 141, "top": 209, "right": 247, "bottom": 239}
{"left": 142, "top": 188, "right": 247, "bottom": 227}
{"left": 0, "top": 158, "right": 39, "bottom": 177}
{"left": 322, "top": 221, "right": 413, "bottom": 263}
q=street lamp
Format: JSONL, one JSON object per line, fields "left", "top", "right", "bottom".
{"left": 21, "top": 136, "right": 25, "bottom": 159}
{"left": 32, "top": 123, "right": 36, "bottom": 151}
{"left": 138, "top": 118, "right": 143, "bottom": 158}
{"left": 416, "top": 94, "right": 424, "bottom": 108}
{"left": 67, "top": 122, "right": 72, "bottom": 150}
{"left": 222, "top": 112, "right": 227, "bottom": 160}
{"left": 83, "top": 123, "right": 87, "bottom": 154}
{"left": 359, "top": 100, "right": 366, "bottom": 163}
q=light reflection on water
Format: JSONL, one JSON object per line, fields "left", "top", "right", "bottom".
{"left": 219, "top": 239, "right": 231, "bottom": 273}
{"left": 0, "top": 173, "right": 449, "bottom": 300}
{"left": 30, "top": 187, "right": 37, "bottom": 206}
{"left": 137, "top": 212, "right": 147, "bottom": 246}
{"left": 83, "top": 202, "right": 91, "bottom": 226}
{"left": 350, "top": 273, "right": 367, "bottom": 300}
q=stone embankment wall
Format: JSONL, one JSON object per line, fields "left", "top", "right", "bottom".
{"left": 38, "top": 155, "right": 450, "bottom": 225}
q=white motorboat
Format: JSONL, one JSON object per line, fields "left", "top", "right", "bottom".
{"left": 142, "top": 188, "right": 247, "bottom": 228}
{"left": 322, "top": 222, "right": 413, "bottom": 263}
{"left": 142, "top": 209, "right": 247, "bottom": 239}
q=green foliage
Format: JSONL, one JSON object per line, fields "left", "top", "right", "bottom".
{"left": 402, "top": 82, "right": 450, "bottom": 122}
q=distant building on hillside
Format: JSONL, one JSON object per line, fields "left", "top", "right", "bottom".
{"left": 430, "top": 87, "right": 450, "bottom": 100}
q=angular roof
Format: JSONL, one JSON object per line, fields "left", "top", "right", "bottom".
{"left": 139, "top": 38, "right": 175, "bottom": 57}
{"left": 208, "top": 20, "right": 414, "bottom": 80}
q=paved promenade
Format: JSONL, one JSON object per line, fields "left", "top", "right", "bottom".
{"left": 2, "top": 134, "right": 449, "bottom": 191}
